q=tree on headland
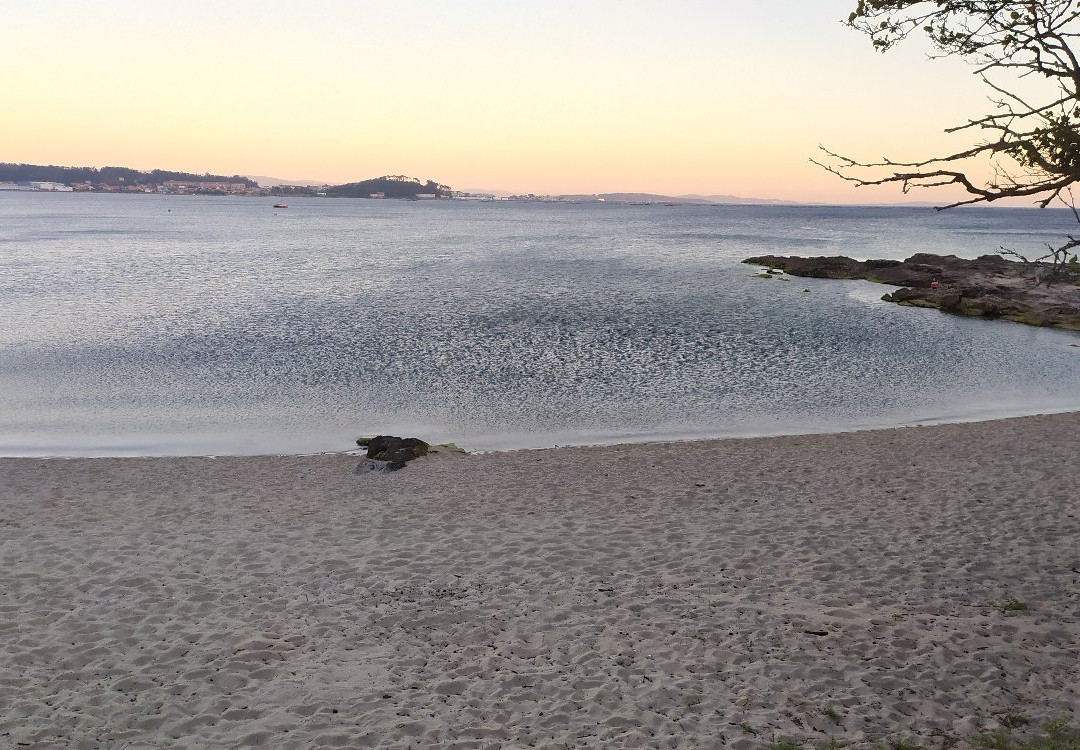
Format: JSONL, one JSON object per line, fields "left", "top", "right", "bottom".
{"left": 325, "top": 176, "right": 450, "bottom": 199}
{"left": 817, "top": 1, "right": 1080, "bottom": 281}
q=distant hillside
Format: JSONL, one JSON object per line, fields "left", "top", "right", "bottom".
{"left": 583, "top": 193, "right": 794, "bottom": 205}
{"left": 462, "top": 188, "right": 514, "bottom": 198}
{"left": 677, "top": 193, "right": 792, "bottom": 205}
{"left": 247, "top": 175, "right": 329, "bottom": 187}
{"left": 326, "top": 175, "right": 451, "bottom": 199}
{"left": 0, "top": 163, "right": 257, "bottom": 188}
{"left": 594, "top": 192, "right": 794, "bottom": 205}
{"left": 599, "top": 193, "right": 708, "bottom": 204}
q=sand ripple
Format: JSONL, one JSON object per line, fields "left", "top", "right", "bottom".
{"left": 1, "top": 414, "right": 1078, "bottom": 748}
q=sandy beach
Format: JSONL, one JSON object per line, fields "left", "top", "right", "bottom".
{"left": 1, "top": 414, "right": 1078, "bottom": 749}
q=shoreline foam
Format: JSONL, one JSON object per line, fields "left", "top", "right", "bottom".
{"left": 2, "top": 413, "right": 1078, "bottom": 748}
{"left": 8, "top": 402, "right": 1080, "bottom": 459}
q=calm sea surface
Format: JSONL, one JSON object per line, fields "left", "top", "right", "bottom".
{"left": 2, "top": 192, "right": 1079, "bottom": 456}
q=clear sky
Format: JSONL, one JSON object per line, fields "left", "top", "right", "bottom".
{"left": 2, "top": 1, "right": 1009, "bottom": 202}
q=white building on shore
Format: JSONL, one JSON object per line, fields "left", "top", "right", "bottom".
{"left": 3, "top": 181, "right": 76, "bottom": 192}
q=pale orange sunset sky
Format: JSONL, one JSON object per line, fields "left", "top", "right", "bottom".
{"left": 2, "top": 1, "right": 1024, "bottom": 202}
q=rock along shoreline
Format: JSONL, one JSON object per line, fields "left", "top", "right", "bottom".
{"left": 744, "top": 252, "right": 1080, "bottom": 331}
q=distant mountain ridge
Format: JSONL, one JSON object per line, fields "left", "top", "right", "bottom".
{"left": 678, "top": 193, "right": 793, "bottom": 205}
{"left": 4, "top": 162, "right": 888, "bottom": 205}
{"left": 246, "top": 175, "right": 329, "bottom": 187}
{"left": 598, "top": 192, "right": 793, "bottom": 205}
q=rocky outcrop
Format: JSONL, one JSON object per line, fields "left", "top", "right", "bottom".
{"left": 356, "top": 435, "right": 430, "bottom": 471}
{"left": 743, "top": 253, "right": 1080, "bottom": 331}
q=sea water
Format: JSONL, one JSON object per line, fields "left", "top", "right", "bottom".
{"left": 2, "top": 192, "right": 1079, "bottom": 456}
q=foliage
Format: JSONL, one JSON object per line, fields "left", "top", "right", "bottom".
{"left": 0, "top": 162, "right": 257, "bottom": 188}
{"left": 975, "top": 717, "right": 1080, "bottom": 750}
{"left": 269, "top": 184, "right": 321, "bottom": 196}
{"left": 818, "top": 2, "right": 1080, "bottom": 280}
{"left": 881, "top": 739, "right": 923, "bottom": 750}
{"left": 325, "top": 175, "right": 451, "bottom": 199}
{"left": 999, "top": 597, "right": 1030, "bottom": 613}
{"left": 749, "top": 718, "right": 1078, "bottom": 750}
{"left": 1000, "top": 713, "right": 1032, "bottom": 729}
{"left": 824, "top": 1, "right": 1080, "bottom": 208}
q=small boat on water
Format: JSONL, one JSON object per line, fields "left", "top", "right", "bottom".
{"left": 273, "top": 203, "right": 288, "bottom": 209}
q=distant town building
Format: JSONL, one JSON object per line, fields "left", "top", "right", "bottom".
{"left": 162, "top": 180, "right": 251, "bottom": 194}
{"left": 0, "top": 181, "right": 75, "bottom": 191}
{"left": 29, "top": 181, "right": 73, "bottom": 192}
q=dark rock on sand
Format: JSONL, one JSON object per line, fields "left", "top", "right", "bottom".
{"left": 356, "top": 435, "right": 430, "bottom": 470}
{"left": 743, "top": 253, "right": 1080, "bottom": 331}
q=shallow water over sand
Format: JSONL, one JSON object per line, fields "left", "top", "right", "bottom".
{"left": 2, "top": 193, "right": 1079, "bottom": 455}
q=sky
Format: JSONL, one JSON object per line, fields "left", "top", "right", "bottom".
{"left": 0, "top": 1, "right": 1027, "bottom": 202}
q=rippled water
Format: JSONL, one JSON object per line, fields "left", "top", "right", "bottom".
{"left": 2, "top": 192, "right": 1079, "bottom": 456}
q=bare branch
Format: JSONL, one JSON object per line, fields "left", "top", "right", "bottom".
{"left": 824, "top": 1, "right": 1080, "bottom": 216}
